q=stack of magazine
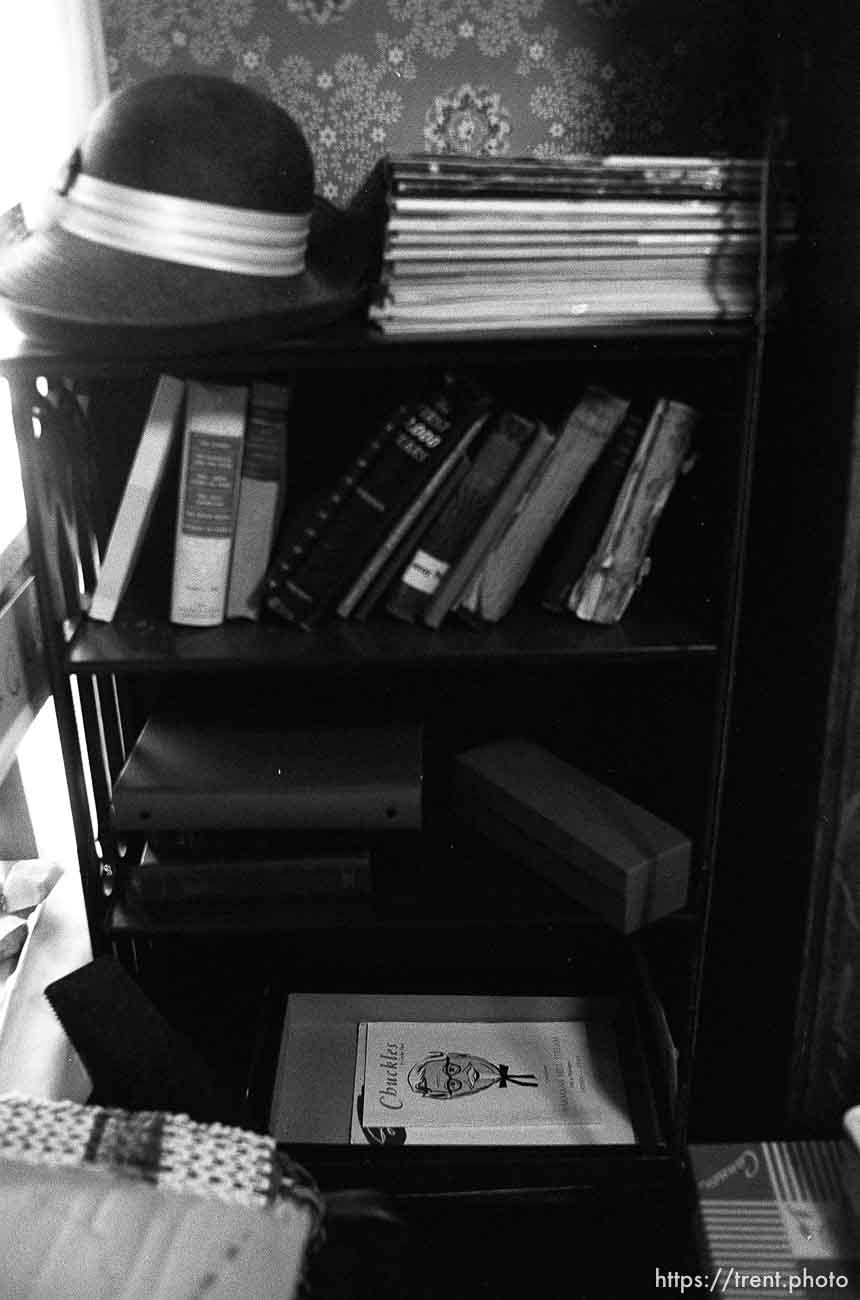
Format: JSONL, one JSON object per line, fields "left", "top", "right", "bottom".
{"left": 369, "top": 152, "right": 792, "bottom": 335}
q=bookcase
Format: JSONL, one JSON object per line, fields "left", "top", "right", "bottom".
{"left": 2, "top": 305, "right": 768, "bottom": 1279}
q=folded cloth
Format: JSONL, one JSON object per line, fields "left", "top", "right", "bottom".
{"left": 0, "top": 914, "right": 28, "bottom": 962}
{"left": 45, "top": 955, "right": 228, "bottom": 1120}
{"left": 0, "top": 870, "right": 92, "bottom": 1104}
{"left": 0, "top": 859, "right": 64, "bottom": 915}
{"left": 0, "top": 1093, "right": 324, "bottom": 1300}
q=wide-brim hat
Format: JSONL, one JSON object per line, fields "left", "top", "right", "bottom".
{"left": 0, "top": 75, "right": 377, "bottom": 352}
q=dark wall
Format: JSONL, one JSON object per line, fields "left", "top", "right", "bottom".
{"left": 691, "top": 0, "right": 860, "bottom": 1138}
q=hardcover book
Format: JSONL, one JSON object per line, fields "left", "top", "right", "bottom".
{"left": 88, "top": 374, "right": 185, "bottom": 623}
{"left": 459, "top": 386, "right": 630, "bottom": 624}
{"left": 266, "top": 376, "right": 491, "bottom": 629}
{"left": 264, "top": 397, "right": 415, "bottom": 613}
{"left": 539, "top": 408, "right": 646, "bottom": 614}
{"left": 336, "top": 408, "right": 492, "bottom": 620}
{"left": 348, "top": 457, "right": 472, "bottom": 622}
{"left": 422, "top": 417, "right": 555, "bottom": 630}
{"left": 226, "top": 382, "right": 289, "bottom": 621}
{"left": 170, "top": 380, "right": 248, "bottom": 627}
{"left": 386, "top": 409, "right": 541, "bottom": 625}
{"left": 569, "top": 396, "right": 699, "bottom": 625}
{"left": 128, "top": 843, "right": 372, "bottom": 905}
{"left": 351, "top": 1018, "right": 634, "bottom": 1146}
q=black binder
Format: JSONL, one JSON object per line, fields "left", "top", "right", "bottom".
{"left": 111, "top": 715, "right": 423, "bottom": 831}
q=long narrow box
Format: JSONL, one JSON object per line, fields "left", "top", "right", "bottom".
{"left": 111, "top": 716, "right": 422, "bottom": 832}
{"left": 453, "top": 737, "right": 690, "bottom": 933}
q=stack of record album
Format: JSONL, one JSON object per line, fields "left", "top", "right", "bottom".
{"left": 369, "top": 153, "right": 794, "bottom": 336}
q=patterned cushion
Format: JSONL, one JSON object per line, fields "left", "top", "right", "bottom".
{"left": 0, "top": 1093, "right": 324, "bottom": 1299}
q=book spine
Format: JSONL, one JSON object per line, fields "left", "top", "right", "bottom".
{"left": 268, "top": 380, "right": 491, "bottom": 630}
{"left": 350, "top": 457, "right": 472, "bottom": 623}
{"left": 264, "top": 404, "right": 403, "bottom": 615}
{"left": 336, "top": 409, "right": 490, "bottom": 619}
{"left": 88, "top": 374, "right": 185, "bottom": 623}
{"left": 424, "top": 421, "right": 556, "bottom": 630}
{"left": 461, "top": 387, "right": 630, "bottom": 624}
{"left": 226, "top": 382, "right": 290, "bottom": 621}
{"left": 386, "top": 410, "right": 534, "bottom": 625}
{"left": 129, "top": 853, "right": 372, "bottom": 904}
{"left": 570, "top": 398, "right": 699, "bottom": 624}
{"left": 170, "top": 382, "right": 248, "bottom": 627}
{"left": 540, "top": 410, "right": 646, "bottom": 614}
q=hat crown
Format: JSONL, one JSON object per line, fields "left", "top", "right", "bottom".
{"left": 79, "top": 75, "right": 314, "bottom": 215}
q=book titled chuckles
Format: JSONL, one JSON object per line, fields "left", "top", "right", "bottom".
{"left": 352, "top": 1019, "right": 635, "bottom": 1146}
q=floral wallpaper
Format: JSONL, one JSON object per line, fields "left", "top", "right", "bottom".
{"left": 100, "top": 0, "right": 766, "bottom": 205}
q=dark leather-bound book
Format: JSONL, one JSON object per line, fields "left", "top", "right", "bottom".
{"left": 423, "top": 418, "right": 554, "bottom": 630}
{"left": 347, "top": 455, "right": 472, "bottom": 623}
{"left": 265, "top": 375, "right": 491, "bottom": 630}
{"left": 263, "top": 397, "right": 412, "bottom": 612}
{"left": 128, "top": 845, "right": 372, "bottom": 904}
{"left": 386, "top": 409, "right": 543, "bottom": 626}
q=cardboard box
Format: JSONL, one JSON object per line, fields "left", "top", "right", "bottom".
{"left": 453, "top": 738, "right": 690, "bottom": 933}
{"left": 843, "top": 1107, "right": 860, "bottom": 1219}
{"left": 270, "top": 991, "right": 626, "bottom": 1144}
{"left": 689, "top": 1141, "right": 860, "bottom": 1298}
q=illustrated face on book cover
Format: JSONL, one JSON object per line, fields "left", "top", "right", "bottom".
{"left": 407, "top": 1050, "right": 538, "bottom": 1100}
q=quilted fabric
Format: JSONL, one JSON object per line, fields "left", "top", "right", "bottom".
{"left": 0, "top": 1093, "right": 324, "bottom": 1300}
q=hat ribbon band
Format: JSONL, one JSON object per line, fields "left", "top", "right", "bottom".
{"left": 57, "top": 175, "right": 310, "bottom": 277}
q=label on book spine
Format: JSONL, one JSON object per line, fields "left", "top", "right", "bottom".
{"left": 400, "top": 548, "right": 449, "bottom": 595}
{"left": 181, "top": 433, "right": 241, "bottom": 538}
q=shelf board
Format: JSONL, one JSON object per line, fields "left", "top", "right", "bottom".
{"left": 68, "top": 593, "right": 717, "bottom": 674}
{"left": 285, "top": 1141, "right": 675, "bottom": 1188}
{"left": 1, "top": 316, "right": 754, "bottom": 380}
{"left": 108, "top": 897, "right": 613, "bottom": 937}
{"left": 107, "top": 895, "right": 699, "bottom": 940}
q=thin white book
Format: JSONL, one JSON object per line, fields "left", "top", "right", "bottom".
{"left": 382, "top": 276, "right": 753, "bottom": 304}
{"left": 170, "top": 380, "right": 249, "bottom": 628}
{"left": 351, "top": 1019, "right": 635, "bottom": 1145}
{"left": 386, "top": 220, "right": 764, "bottom": 239}
{"left": 386, "top": 232, "right": 766, "bottom": 251}
{"left": 371, "top": 315, "right": 729, "bottom": 336}
{"left": 88, "top": 374, "right": 185, "bottom": 623}
{"left": 391, "top": 197, "right": 758, "bottom": 219}
{"left": 373, "top": 286, "right": 752, "bottom": 320}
